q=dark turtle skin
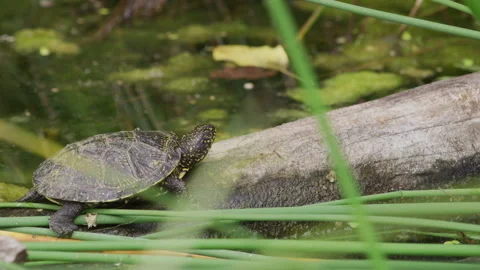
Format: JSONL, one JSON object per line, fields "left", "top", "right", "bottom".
{"left": 17, "top": 124, "right": 215, "bottom": 236}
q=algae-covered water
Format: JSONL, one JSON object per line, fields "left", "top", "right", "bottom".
{"left": 0, "top": 0, "right": 478, "bottom": 197}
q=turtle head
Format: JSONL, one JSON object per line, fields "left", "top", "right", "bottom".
{"left": 179, "top": 124, "right": 216, "bottom": 170}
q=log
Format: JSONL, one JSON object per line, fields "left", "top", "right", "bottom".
{"left": 186, "top": 72, "right": 480, "bottom": 212}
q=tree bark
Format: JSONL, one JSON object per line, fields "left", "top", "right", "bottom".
{"left": 186, "top": 72, "right": 480, "bottom": 211}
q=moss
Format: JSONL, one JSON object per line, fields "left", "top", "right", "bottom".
{"left": 14, "top": 28, "right": 79, "bottom": 55}
{"left": 162, "top": 22, "right": 276, "bottom": 44}
{"left": 419, "top": 40, "right": 480, "bottom": 72}
{"left": 198, "top": 109, "right": 228, "bottom": 121}
{"left": 343, "top": 38, "right": 394, "bottom": 64}
{"left": 267, "top": 109, "right": 311, "bottom": 124}
{"left": 286, "top": 71, "right": 405, "bottom": 106}
{"left": 357, "top": 17, "right": 401, "bottom": 39}
{"left": 314, "top": 35, "right": 396, "bottom": 70}
{"left": 108, "top": 52, "right": 215, "bottom": 82}
{"left": 0, "top": 182, "right": 28, "bottom": 202}
{"left": 313, "top": 53, "right": 353, "bottom": 70}
{"left": 164, "top": 77, "right": 212, "bottom": 93}
{"left": 164, "top": 52, "right": 216, "bottom": 76}
{"left": 397, "top": 67, "right": 434, "bottom": 79}
{"left": 386, "top": 57, "right": 434, "bottom": 79}
{"left": 175, "top": 24, "right": 214, "bottom": 43}
{"left": 108, "top": 67, "right": 165, "bottom": 82}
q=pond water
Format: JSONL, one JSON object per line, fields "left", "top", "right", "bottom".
{"left": 0, "top": 0, "right": 478, "bottom": 197}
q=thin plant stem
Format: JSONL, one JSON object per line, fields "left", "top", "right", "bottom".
{"left": 306, "top": 0, "right": 480, "bottom": 40}
{"left": 24, "top": 239, "right": 480, "bottom": 257}
{"left": 432, "top": 0, "right": 472, "bottom": 14}
{"left": 297, "top": 6, "right": 323, "bottom": 40}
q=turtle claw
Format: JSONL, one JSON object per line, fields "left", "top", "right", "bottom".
{"left": 49, "top": 218, "right": 78, "bottom": 237}
{"left": 48, "top": 201, "right": 84, "bottom": 237}
{"left": 163, "top": 176, "right": 186, "bottom": 194}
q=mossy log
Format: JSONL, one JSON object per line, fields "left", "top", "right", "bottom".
{"left": 187, "top": 72, "right": 480, "bottom": 211}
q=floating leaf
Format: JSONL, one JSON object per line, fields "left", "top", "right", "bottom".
{"left": 213, "top": 45, "right": 289, "bottom": 71}
{"left": 210, "top": 67, "right": 278, "bottom": 80}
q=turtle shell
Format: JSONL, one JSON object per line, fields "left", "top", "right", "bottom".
{"left": 33, "top": 130, "right": 181, "bottom": 203}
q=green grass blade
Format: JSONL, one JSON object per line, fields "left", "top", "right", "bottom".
{"left": 432, "top": 0, "right": 472, "bottom": 14}
{"left": 316, "top": 188, "right": 480, "bottom": 205}
{"left": 23, "top": 239, "right": 480, "bottom": 257}
{"left": 263, "top": 0, "right": 387, "bottom": 268}
{"left": 4, "top": 214, "right": 480, "bottom": 234}
{"left": 0, "top": 261, "right": 27, "bottom": 270}
{"left": 6, "top": 227, "right": 139, "bottom": 241}
{"left": 306, "top": 0, "right": 480, "bottom": 40}
{"left": 464, "top": 0, "right": 480, "bottom": 20}
{"left": 25, "top": 251, "right": 480, "bottom": 269}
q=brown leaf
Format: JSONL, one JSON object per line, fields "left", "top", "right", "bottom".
{"left": 210, "top": 66, "right": 278, "bottom": 80}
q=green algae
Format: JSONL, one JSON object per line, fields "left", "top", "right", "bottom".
{"left": 14, "top": 28, "right": 79, "bottom": 55}
{"left": 198, "top": 109, "right": 229, "bottom": 122}
{"left": 313, "top": 53, "right": 353, "bottom": 70}
{"left": 108, "top": 52, "right": 215, "bottom": 83}
{"left": 267, "top": 109, "right": 312, "bottom": 124}
{"left": 162, "top": 22, "right": 276, "bottom": 44}
{"left": 0, "top": 182, "right": 28, "bottom": 202}
{"left": 2, "top": 0, "right": 479, "bottom": 192}
{"left": 286, "top": 71, "right": 405, "bottom": 106}
{"left": 313, "top": 33, "right": 397, "bottom": 71}
{"left": 420, "top": 40, "right": 480, "bottom": 72}
{"left": 108, "top": 67, "right": 165, "bottom": 82}
{"left": 164, "top": 77, "right": 212, "bottom": 93}
{"left": 108, "top": 52, "right": 218, "bottom": 94}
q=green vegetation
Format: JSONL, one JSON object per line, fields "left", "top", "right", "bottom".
{"left": 14, "top": 28, "right": 79, "bottom": 55}
{"left": 286, "top": 71, "right": 405, "bottom": 106}
{"left": 1, "top": 0, "right": 480, "bottom": 269}
{"left": 0, "top": 183, "right": 27, "bottom": 202}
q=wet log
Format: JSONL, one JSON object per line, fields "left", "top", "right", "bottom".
{"left": 187, "top": 72, "right": 480, "bottom": 212}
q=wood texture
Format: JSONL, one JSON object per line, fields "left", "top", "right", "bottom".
{"left": 187, "top": 72, "right": 480, "bottom": 211}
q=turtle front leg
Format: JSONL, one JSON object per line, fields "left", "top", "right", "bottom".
{"left": 163, "top": 175, "right": 186, "bottom": 194}
{"left": 49, "top": 201, "right": 84, "bottom": 237}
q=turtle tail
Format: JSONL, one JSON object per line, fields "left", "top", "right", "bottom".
{"left": 16, "top": 189, "right": 45, "bottom": 202}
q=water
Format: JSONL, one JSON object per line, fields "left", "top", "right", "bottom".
{"left": 0, "top": 0, "right": 477, "bottom": 192}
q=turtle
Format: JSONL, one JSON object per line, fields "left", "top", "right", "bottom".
{"left": 17, "top": 124, "right": 216, "bottom": 236}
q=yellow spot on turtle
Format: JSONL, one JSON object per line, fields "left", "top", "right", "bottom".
{"left": 178, "top": 169, "right": 189, "bottom": 179}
